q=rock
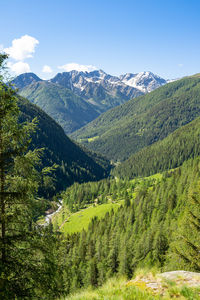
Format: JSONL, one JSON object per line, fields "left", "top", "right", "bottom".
{"left": 158, "top": 270, "right": 200, "bottom": 287}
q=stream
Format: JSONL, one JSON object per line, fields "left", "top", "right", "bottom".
{"left": 44, "top": 200, "right": 63, "bottom": 225}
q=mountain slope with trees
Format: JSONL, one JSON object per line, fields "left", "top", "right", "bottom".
{"left": 3, "top": 54, "right": 200, "bottom": 299}
{"left": 113, "top": 116, "right": 200, "bottom": 179}
{"left": 19, "top": 81, "right": 100, "bottom": 134}
{"left": 72, "top": 75, "right": 200, "bottom": 161}
{"left": 18, "top": 96, "right": 110, "bottom": 196}
{"left": 57, "top": 157, "right": 200, "bottom": 294}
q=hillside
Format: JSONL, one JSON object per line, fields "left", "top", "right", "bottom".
{"left": 57, "top": 157, "right": 200, "bottom": 294}
{"left": 18, "top": 96, "right": 110, "bottom": 196}
{"left": 113, "top": 116, "right": 200, "bottom": 179}
{"left": 19, "top": 81, "right": 99, "bottom": 134}
{"left": 72, "top": 75, "right": 200, "bottom": 161}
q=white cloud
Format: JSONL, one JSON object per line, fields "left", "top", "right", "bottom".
{"left": 178, "top": 64, "right": 183, "bottom": 67}
{"left": 4, "top": 35, "right": 39, "bottom": 61}
{"left": 42, "top": 65, "right": 53, "bottom": 73}
{"left": 8, "top": 61, "right": 31, "bottom": 75}
{"left": 0, "top": 44, "right": 4, "bottom": 51}
{"left": 58, "top": 63, "right": 98, "bottom": 73}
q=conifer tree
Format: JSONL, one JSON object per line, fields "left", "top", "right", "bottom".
{"left": 0, "top": 54, "right": 63, "bottom": 299}
{"left": 173, "top": 182, "right": 200, "bottom": 271}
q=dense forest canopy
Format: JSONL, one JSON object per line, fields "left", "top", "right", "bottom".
{"left": 55, "top": 157, "right": 200, "bottom": 294}
{"left": 113, "top": 116, "right": 200, "bottom": 179}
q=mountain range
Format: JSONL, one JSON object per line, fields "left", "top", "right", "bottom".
{"left": 72, "top": 74, "right": 200, "bottom": 161}
{"left": 13, "top": 69, "right": 168, "bottom": 134}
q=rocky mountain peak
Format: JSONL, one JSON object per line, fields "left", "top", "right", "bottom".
{"left": 120, "top": 71, "right": 167, "bottom": 93}
{"left": 12, "top": 72, "right": 42, "bottom": 89}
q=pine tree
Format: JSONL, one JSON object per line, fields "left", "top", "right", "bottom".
{"left": 0, "top": 54, "right": 63, "bottom": 299}
{"left": 173, "top": 182, "right": 200, "bottom": 271}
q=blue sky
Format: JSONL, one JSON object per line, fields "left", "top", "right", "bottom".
{"left": 1, "top": 0, "right": 200, "bottom": 79}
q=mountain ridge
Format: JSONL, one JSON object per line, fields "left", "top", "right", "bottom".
{"left": 72, "top": 75, "right": 200, "bottom": 161}
{"left": 19, "top": 80, "right": 99, "bottom": 134}
{"left": 13, "top": 69, "right": 168, "bottom": 112}
{"left": 12, "top": 69, "right": 170, "bottom": 136}
{"left": 13, "top": 72, "right": 42, "bottom": 89}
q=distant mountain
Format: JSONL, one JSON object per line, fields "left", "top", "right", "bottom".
{"left": 13, "top": 69, "right": 168, "bottom": 135}
{"left": 12, "top": 72, "right": 42, "bottom": 89}
{"left": 50, "top": 70, "right": 144, "bottom": 112}
{"left": 72, "top": 74, "right": 200, "bottom": 161}
{"left": 18, "top": 96, "right": 110, "bottom": 196}
{"left": 19, "top": 81, "right": 99, "bottom": 134}
{"left": 119, "top": 71, "right": 167, "bottom": 93}
{"left": 51, "top": 70, "right": 168, "bottom": 96}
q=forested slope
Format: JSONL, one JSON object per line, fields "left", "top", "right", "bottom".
{"left": 59, "top": 157, "right": 200, "bottom": 294}
{"left": 113, "top": 116, "right": 200, "bottom": 179}
{"left": 18, "top": 97, "right": 110, "bottom": 195}
{"left": 72, "top": 75, "right": 200, "bottom": 161}
{"left": 19, "top": 81, "right": 99, "bottom": 134}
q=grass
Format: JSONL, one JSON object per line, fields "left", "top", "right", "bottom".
{"left": 37, "top": 215, "right": 46, "bottom": 225}
{"left": 53, "top": 201, "right": 123, "bottom": 235}
{"left": 52, "top": 173, "right": 163, "bottom": 235}
{"left": 130, "top": 172, "right": 163, "bottom": 185}
{"left": 43, "top": 173, "right": 164, "bottom": 232}
{"left": 88, "top": 136, "right": 99, "bottom": 142}
{"left": 62, "top": 277, "right": 161, "bottom": 300}
{"left": 60, "top": 274, "right": 200, "bottom": 300}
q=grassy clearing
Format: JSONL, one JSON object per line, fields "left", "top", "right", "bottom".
{"left": 129, "top": 172, "right": 163, "bottom": 186}
{"left": 53, "top": 201, "right": 123, "bottom": 235}
{"left": 52, "top": 172, "right": 163, "bottom": 235}
{"left": 88, "top": 136, "right": 99, "bottom": 142}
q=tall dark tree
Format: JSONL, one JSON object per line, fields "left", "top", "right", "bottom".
{"left": 0, "top": 54, "right": 63, "bottom": 299}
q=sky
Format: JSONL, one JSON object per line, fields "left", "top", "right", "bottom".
{"left": 1, "top": 0, "right": 200, "bottom": 79}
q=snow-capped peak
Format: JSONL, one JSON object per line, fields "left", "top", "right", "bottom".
{"left": 120, "top": 71, "right": 167, "bottom": 93}
{"left": 58, "top": 63, "right": 98, "bottom": 73}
